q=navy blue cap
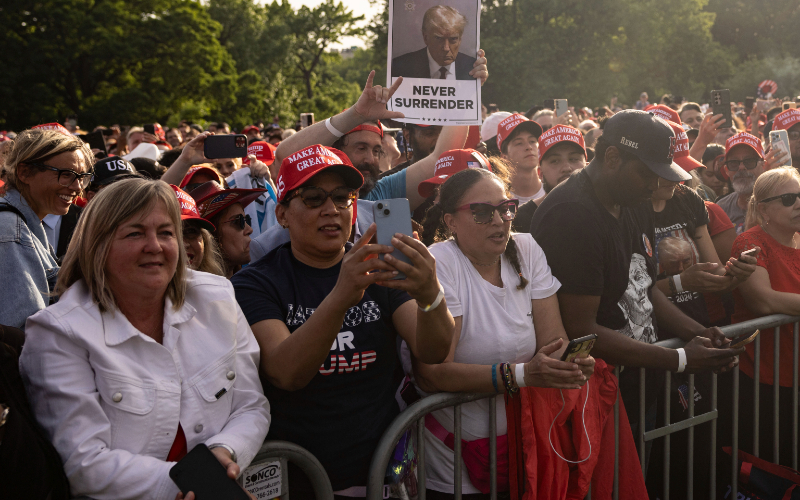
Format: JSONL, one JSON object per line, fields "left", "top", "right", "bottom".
{"left": 90, "top": 157, "right": 138, "bottom": 186}
{"left": 603, "top": 110, "right": 691, "bottom": 182}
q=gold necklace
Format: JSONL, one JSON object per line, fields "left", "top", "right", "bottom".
{"left": 469, "top": 256, "right": 501, "bottom": 267}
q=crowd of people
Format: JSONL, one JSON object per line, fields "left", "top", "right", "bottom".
{"left": 2, "top": 46, "right": 800, "bottom": 499}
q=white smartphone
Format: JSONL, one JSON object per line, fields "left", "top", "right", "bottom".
{"left": 555, "top": 99, "right": 569, "bottom": 117}
{"left": 373, "top": 199, "right": 413, "bottom": 280}
{"left": 770, "top": 130, "right": 792, "bottom": 167}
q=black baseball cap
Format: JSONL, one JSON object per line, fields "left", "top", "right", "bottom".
{"left": 602, "top": 110, "right": 691, "bottom": 182}
{"left": 90, "top": 156, "right": 139, "bottom": 187}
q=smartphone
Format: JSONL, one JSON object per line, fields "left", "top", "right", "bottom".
{"left": 373, "top": 199, "right": 413, "bottom": 280}
{"left": 724, "top": 247, "right": 758, "bottom": 276}
{"left": 711, "top": 89, "right": 732, "bottom": 129}
{"left": 204, "top": 134, "right": 247, "bottom": 159}
{"left": 756, "top": 98, "right": 772, "bottom": 112}
{"left": 79, "top": 131, "right": 107, "bottom": 155}
{"left": 555, "top": 99, "right": 569, "bottom": 117}
{"left": 770, "top": 130, "right": 793, "bottom": 167}
{"left": 169, "top": 444, "right": 250, "bottom": 500}
{"left": 101, "top": 128, "right": 115, "bottom": 137}
{"left": 744, "top": 97, "right": 755, "bottom": 113}
{"left": 143, "top": 124, "right": 156, "bottom": 136}
{"left": 729, "top": 329, "right": 760, "bottom": 349}
{"left": 300, "top": 113, "right": 315, "bottom": 128}
{"left": 784, "top": 102, "right": 798, "bottom": 110}
{"left": 561, "top": 334, "right": 598, "bottom": 363}
{"left": 543, "top": 99, "right": 555, "bottom": 111}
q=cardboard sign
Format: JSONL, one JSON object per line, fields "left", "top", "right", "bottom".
{"left": 242, "top": 460, "right": 282, "bottom": 499}
{"left": 387, "top": 0, "right": 482, "bottom": 125}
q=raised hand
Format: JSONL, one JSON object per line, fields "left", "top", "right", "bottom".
{"left": 353, "top": 71, "right": 406, "bottom": 121}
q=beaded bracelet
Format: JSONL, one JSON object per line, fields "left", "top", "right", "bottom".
{"left": 500, "top": 362, "right": 519, "bottom": 394}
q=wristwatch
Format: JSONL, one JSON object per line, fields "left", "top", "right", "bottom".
{"left": 209, "top": 443, "right": 237, "bottom": 463}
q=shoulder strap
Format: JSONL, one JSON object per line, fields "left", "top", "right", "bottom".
{"left": 0, "top": 203, "right": 27, "bottom": 226}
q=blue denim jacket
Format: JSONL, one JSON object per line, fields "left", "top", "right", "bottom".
{"left": 0, "top": 189, "right": 59, "bottom": 329}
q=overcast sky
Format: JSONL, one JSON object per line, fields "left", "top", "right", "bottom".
{"left": 286, "top": 0, "right": 381, "bottom": 49}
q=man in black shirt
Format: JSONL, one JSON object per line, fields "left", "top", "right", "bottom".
{"left": 531, "top": 110, "right": 742, "bottom": 470}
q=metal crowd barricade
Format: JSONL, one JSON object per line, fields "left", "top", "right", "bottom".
{"left": 241, "top": 440, "right": 334, "bottom": 500}
{"left": 365, "top": 314, "right": 800, "bottom": 500}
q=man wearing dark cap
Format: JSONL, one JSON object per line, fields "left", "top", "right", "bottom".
{"left": 85, "top": 156, "right": 140, "bottom": 202}
{"left": 531, "top": 110, "right": 742, "bottom": 470}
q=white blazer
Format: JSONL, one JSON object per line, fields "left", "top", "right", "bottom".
{"left": 20, "top": 270, "right": 271, "bottom": 500}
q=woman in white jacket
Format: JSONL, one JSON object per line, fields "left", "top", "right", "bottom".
{"left": 20, "top": 178, "right": 270, "bottom": 500}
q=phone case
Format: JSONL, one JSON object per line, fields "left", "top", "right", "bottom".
{"left": 711, "top": 90, "right": 732, "bottom": 129}
{"left": 561, "top": 334, "right": 597, "bottom": 362}
{"left": 144, "top": 124, "right": 156, "bottom": 136}
{"left": 730, "top": 330, "right": 760, "bottom": 349}
{"left": 169, "top": 444, "right": 250, "bottom": 500}
{"left": 555, "top": 99, "right": 569, "bottom": 117}
{"left": 204, "top": 135, "right": 247, "bottom": 160}
{"left": 770, "top": 130, "right": 793, "bottom": 167}
{"left": 373, "top": 199, "right": 413, "bottom": 280}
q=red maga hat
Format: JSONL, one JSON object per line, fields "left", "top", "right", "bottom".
{"left": 192, "top": 181, "right": 266, "bottom": 220}
{"left": 645, "top": 105, "right": 681, "bottom": 125}
{"left": 496, "top": 114, "right": 543, "bottom": 152}
{"left": 242, "top": 141, "right": 276, "bottom": 166}
{"left": 725, "top": 132, "right": 764, "bottom": 160}
{"left": 665, "top": 121, "right": 703, "bottom": 172}
{"left": 242, "top": 125, "right": 261, "bottom": 135}
{"left": 538, "top": 125, "right": 586, "bottom": 163}
{"left": 418, "top": 149, "right": 492, "bottom": 198}
{"left": 773, "top": 109, "right": 800, "bottom": 131}
{"left": 275, "top": 144, "right": 363, "bottom": 203}
{"left": 32, "top": 123, "right": 72, "bottom": 136}
{"left": 179, "top": 165, "right": 223, "bottom": 189}
{"left": 170, "top": 184, "right": 215, "bottom": 232}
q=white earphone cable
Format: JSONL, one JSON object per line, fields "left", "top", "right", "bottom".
{"left": 548, "top": 380, "right": 592, "bottom": 464}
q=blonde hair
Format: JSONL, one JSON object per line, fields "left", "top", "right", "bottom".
{"left": 2, "top": 129, "right": 93, "bottom": 192}
{"left": 186, "top": 223, "right": 225, "bottom": 276}
{"left": 745, "top": 166, "right": 800, "bottom": 230}
{"left": 56, "top": 178, "right": 187, "bottom": 312}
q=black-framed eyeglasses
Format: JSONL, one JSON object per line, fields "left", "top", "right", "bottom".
{"left": 759, "top": 192, "right": 800, "bottom": 207}
{"left": 225, "top": 213, "right": 252, "bottom": 230}
{"left": 286, "top": 186, "right": 357, "bottom": 210}
{"left": 28, "top": 162, "right": 93, "bottom": 189}
{"left": 456, "top": 199, "right": 519, "bottom": 224}
{"left": 724, "top": 158, "right": 761, "bottom": 172}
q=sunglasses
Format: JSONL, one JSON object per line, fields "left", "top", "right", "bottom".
{"left": 28, "top": 162, "right": 93, "bottom": 189}
{"left": 456, "top": 199, "right": 519, "bottom": 224}
{"left": 724, "top": 158, "right": 761, "bottom": 172}
{"left": 286, "top": 186, "right": 356, "bottom": 210}
{"left": 759, "top": 192, "right": 800, "bottom": 207}
{"left": 225, "top": 213, "right": 252, "bottom": 230}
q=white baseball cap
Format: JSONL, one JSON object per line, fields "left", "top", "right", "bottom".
{"left": 480, "top": 112, "right": 512, "bottom": 142}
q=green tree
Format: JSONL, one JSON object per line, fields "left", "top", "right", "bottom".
{"left": 0, "top": 0, "right": 236, "bottom": 130}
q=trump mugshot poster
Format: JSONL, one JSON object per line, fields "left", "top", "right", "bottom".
{"left": 387, "top": 0, "right": 482, "bottom": 126}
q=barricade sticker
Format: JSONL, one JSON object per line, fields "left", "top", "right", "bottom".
{"left": 243, "top": 460, "right": 281, "bottom": 499}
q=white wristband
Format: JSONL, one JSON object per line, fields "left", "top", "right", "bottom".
{"left": 676, "top": 348, "right": 687, "bottom": 373}
{"left": 515, "top": 363, "right": 527, "bottom": 388}
{"left": 674, "top": 274, "right": 684, "bottom": 293}
{"left": 418, "top": 286, "right": 445, "bottom": 312}
{"left": 325, "top": 117, "right": 345, "bottom": 138}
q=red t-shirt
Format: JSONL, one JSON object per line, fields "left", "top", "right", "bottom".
{"left": 731, "top": 225, "right": 800, "bottom": 387}
{"left": 704, "top": 202, "right": 735, "bottom": 325}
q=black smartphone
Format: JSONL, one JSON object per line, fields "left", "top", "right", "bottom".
{"left": 144, "top": 124, "right": 156, "bottom": 136}
{"left": 543, "top": 99, "right": 555, "bottom": 111}
{"left": 300, "top": 113, "right": 315, "bottom": 128}
{"left": 744, "top": 97, "right": 755, "bottom": 115}
{"left": 79, "top": 131, "right": 107, "bottom": 155}
{"left": 561, "top": 334, "right": 598, "bottom": 363}
{"left": 204, "top": 134, "right": 247, "bottom": 159}
{"left": 101, "top": 128, "right": 115, "bottom": 136}
{"left": 711, "top": 89, "right": 732, "bottom": 129}
{"left": 169, "top": 444, "right": 250, "bottom": 500}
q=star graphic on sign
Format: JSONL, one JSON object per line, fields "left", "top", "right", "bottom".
{"left": 405, "top": 1, "right": 415, "bottom": 11}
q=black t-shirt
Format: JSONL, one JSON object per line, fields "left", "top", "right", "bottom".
{"left": 530, "top": 169, "right": 658, "bottom": 342}
{"left": 231, "top": 242, "right": 412, "bottom": 490}
{"left": 513, "top": 199, "right": 537, "bottom": 234}
{"left": 652, "top": 184, "right": 710, "bottom": 326}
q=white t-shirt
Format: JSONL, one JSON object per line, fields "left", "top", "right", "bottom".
{"left": 511, "top": 184, "right": 546, "bottom": 205}
{"left": 420, "top": 233, "right": 560, "bottom": 494}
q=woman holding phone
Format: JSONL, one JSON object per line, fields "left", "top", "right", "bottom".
{"left": 413, "top": 164, "right": 594, "bottom": 497}
{"left": 231, "top": 145, "right": 454, "bottom": 498}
